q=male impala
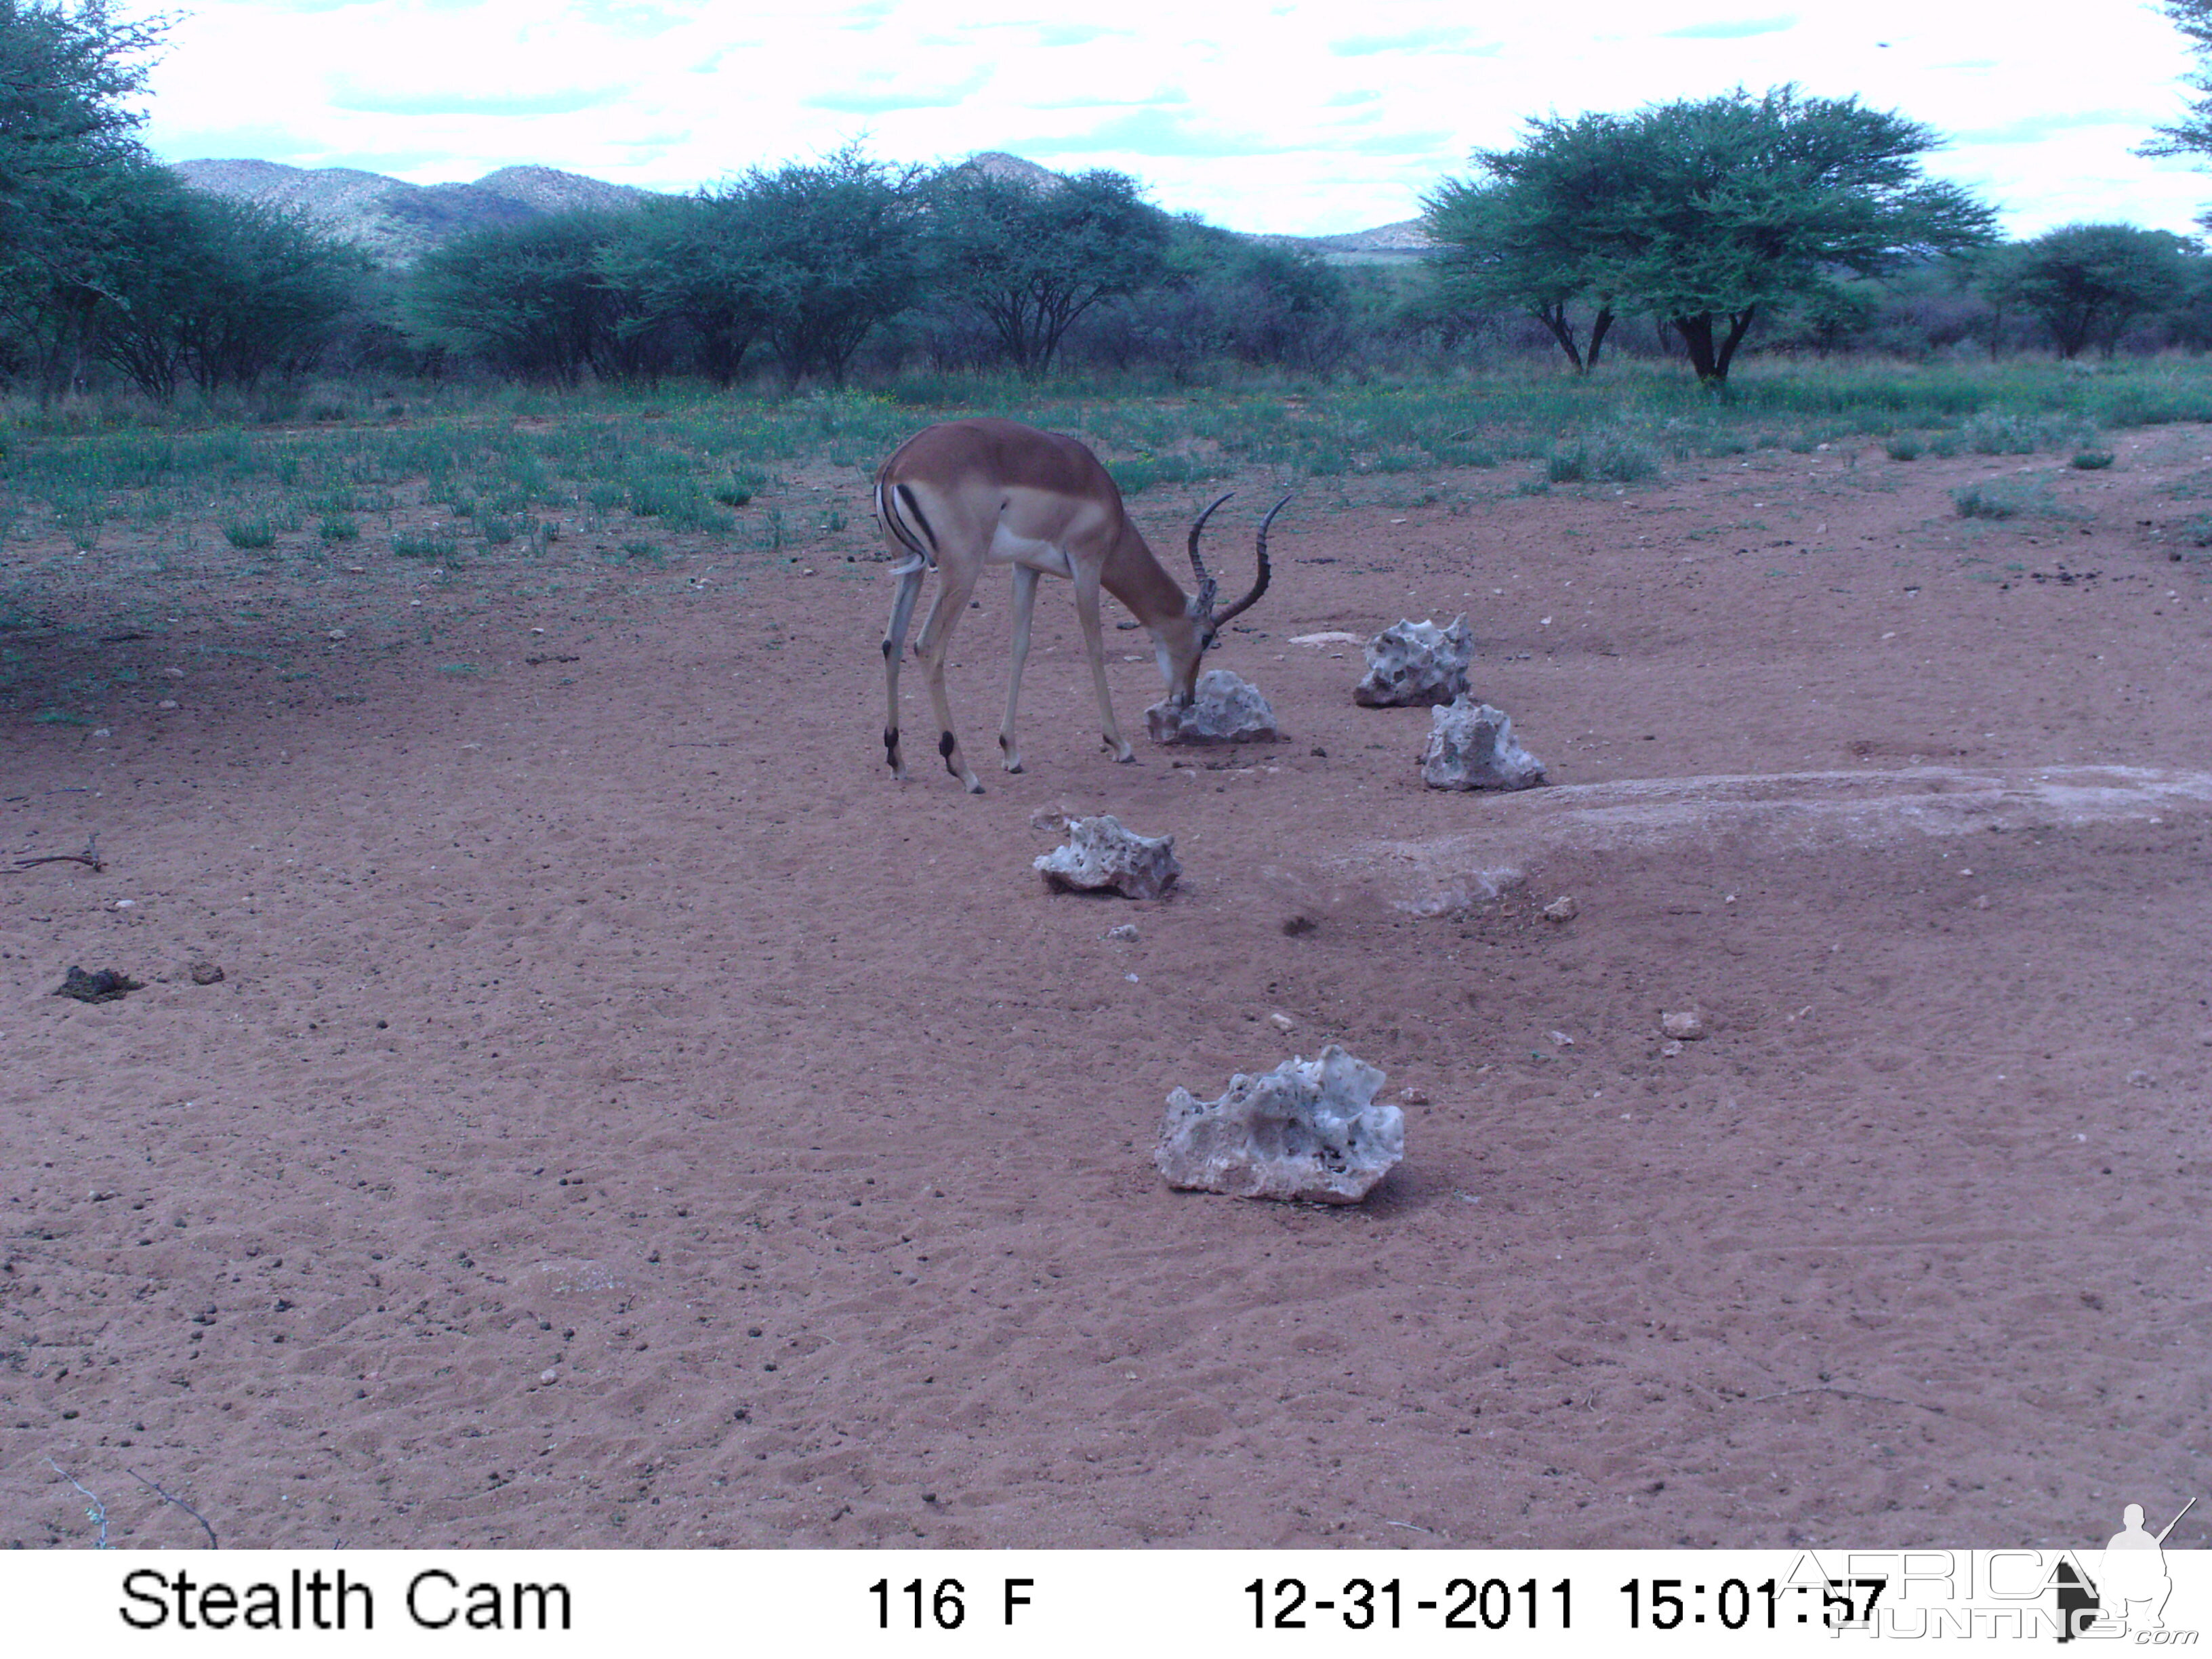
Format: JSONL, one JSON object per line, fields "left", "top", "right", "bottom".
{"left": 874, "top": 417, "right": 1282, "bottom": 792}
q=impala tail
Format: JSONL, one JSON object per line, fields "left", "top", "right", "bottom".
{"left": 875, "top": 476, "right": 939, "bottom": 575}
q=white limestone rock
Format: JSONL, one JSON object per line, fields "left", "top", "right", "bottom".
{"left": 1419, "top": 696, "right": 1547, "bottom": 791}
{"left": 1035, "top": 814, "right": 1181, "bottom": 899}
{"left": 1355, "top": 615, "right": 1475, "bottom": 707}
{"left": 1146, "top": 668, "right": 1279, "bottom": 745}
{"left": 1154, "top": 1044, "right": 1405, "bottom": 1204}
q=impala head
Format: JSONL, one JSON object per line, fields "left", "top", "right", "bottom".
{"left": 1154, "top": 490, "right": 1290, "bottom": 705}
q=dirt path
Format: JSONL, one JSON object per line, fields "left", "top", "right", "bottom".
{"left": 3, "top": 425, "right": 2208, "bottom": 1549}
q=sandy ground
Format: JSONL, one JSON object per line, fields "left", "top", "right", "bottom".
{"left": 3, "top": 417, "right": 2209, "bottom": 1551}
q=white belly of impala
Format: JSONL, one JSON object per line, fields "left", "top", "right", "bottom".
{"left": 987, "top": 524, "right": 1074, "bottom": 577}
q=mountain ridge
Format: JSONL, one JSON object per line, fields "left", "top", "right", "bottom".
{"left": 169, "top": 152, "right": 1434, "bottom": 265}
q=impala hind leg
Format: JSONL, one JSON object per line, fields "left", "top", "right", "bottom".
{"left": 998, "top": 564, "right": 1040, "bottom": 774}
{"left": 880, "top": 558, "right": 926, "bottom": 780}
{"left": 1072, "top": 568, "right": 1136, "bottom": 763}
{"left": 914, "top": 560, "right": 985, "bottom": 792}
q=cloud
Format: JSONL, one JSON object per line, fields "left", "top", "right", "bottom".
{"left": 1658, "top": 15, "right": 1795, "bottom": 39}
{"left": 1330, "top": 26, "right": 1498, "bottom": 57}
{"left": 329, "top": 77, "right": 624, "bottom": 118}
{"left": 1953, "top": 110, "right": 2146, "bottom": 146}
{"left": 806, "top": 69, "right": 992, "bottom": 113}
{"left": 1028, "top": 88, "right": 1192, "bottom": 112}
{"left": 1010, "top": 109, "right": 1291, "bottom": 161}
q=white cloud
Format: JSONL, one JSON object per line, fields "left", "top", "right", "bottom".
{"left": 138, "top": 0, "right": 2212, "bottom": 235}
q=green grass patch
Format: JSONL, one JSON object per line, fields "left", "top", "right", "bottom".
{"left": 1950, "top": 478, "right": 2076, "bottom": 520}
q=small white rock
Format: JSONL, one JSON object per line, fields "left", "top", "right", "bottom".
{"left": 157, "top": 699, "right": 178, "bottom": 710}
{"left": 115, "top": 899, "right": 134, "bottom": 909}
{"left": 1541, "top": 895, "right": 1579, "bottom": 923}
{"left": 539, "top": 1368, "right": 558, "bottom": 1385}
{"left": 1105, "top": 924, "right": 1140, "bottom": 943}
{"left": 1660, "top": 1039, "right": 1685, "bottom": 1058}
{"left": 1268, "top": 1012, "right": 1296, "bottom": 1033}
{"left": 1660, "top": 1010, "right": 1706, "bottom": 1040}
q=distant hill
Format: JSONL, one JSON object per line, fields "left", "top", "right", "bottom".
{"left": 169, "top": 159, "right": 659, "bottom": 266}
{"left": 170, "top": 152, "right": 1431, "bottom": 267}
{"left": 1302, "top": 218, "right": 1437, "bottom": 260}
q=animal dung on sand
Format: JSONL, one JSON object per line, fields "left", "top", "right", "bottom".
{"left": 1145, "top": 668, "right": 1280, "bottom": 745}
{"left": 1355, "top": 615, "right": 1475, "bottom": 707}
{"left": 1154, "top": 1044, "right": 1405, "bottom": 1204}
{"left": 1035, "top": 814, "right": 1182, "bottom": 899}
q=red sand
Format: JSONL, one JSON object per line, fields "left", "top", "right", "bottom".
{"left": 4, "top": 425, "right": 2209, "bottom": 1549}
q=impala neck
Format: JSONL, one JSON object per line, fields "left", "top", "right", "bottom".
{"left": 1099, "top": 521, "right": 1190, "bottom": 629}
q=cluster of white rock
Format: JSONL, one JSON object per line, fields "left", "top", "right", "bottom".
{"left": 1033, "top": 814, "right": 1182, "bottom": 900}
{"left": 1153, "top": 1045, "right": 1404, "bottom": 1204}
{"left": 1356, "top": 616, "right": 1549, "bottom": 792}
{"left": 1145, "top": 669, "right": 1279, "bottom": 745}
{"left": 1419, "top": 697, "right": 1547, "bottom": 791}
{"left": 1354, "top": 615, "right": 1475, "bottom": 707}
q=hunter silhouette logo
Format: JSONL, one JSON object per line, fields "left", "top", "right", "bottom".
{"left": 2057, "top": 1496, "right": 2197, "bottom": 1641}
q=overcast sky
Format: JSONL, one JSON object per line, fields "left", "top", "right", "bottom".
{"left": 140, "top": 0, "right": 2212, "bottom": 239}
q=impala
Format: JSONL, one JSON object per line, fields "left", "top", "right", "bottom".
{"left": 873, "top": 417, "right": 1284, "bottom": 792}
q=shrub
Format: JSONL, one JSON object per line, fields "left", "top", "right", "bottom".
{"left": 223, "top": 517, "right": 275, "bottom": 548}
{"left": 1951, "top": 478, "right": 2072, "bottom": 520}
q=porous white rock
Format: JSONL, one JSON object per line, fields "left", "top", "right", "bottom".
{"left": 1419, "top": 696, "right": 1547, "bottom": 792}
{"left": 1146, "top": 669, "right": 1279, "bottom": 745}
{"left": 1355, "top": 616, "right": 1475, "bottom": 707}
{"left": 1035, "top": 815, "right": 1181, "bottom": 899}
{"left": 1155, "top": 1044, "right": 1405, "bottom": 1204}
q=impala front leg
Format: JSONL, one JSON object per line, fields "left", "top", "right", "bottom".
{"left": 1072, "top": 568, "right": 1136, "bottom": 763}
{"left": 997, "top": 563, "right": 1042, "bottom": 773}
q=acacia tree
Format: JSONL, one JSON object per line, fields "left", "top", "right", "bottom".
{"left": 1428, "top": 87, "right": 1995, "bottom": 382}
{"left": 737, "top": 145, "right": 921, "bottom": 386}
{"left": 1424, "top": 115, "right": 1629, "bottom": 373}
{"left": 2143, "top": 0, "right": 2212, "bottom": 165}
{"left": 0, "top": 0, "right": 171, "bottom": 397}
{"left": 596, "top": 193, "right": 771, "bottom": 386}
{"left": 407, "top": 211, "right": 658, "bottom": 384}
{"left": 922, "top": 163, "right": 1168, "bottom": 376}
{"left": 1992, "top": 224, "right": 2197, "bottom": 359}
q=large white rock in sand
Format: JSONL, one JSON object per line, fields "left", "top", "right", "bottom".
{"left": 1355, "top": 616, "right": 1475, "bottom": 707}
{"left": 1035, "top": 814, "right": 1181, "bottom": 899}
{"left": 1154, "top": 1045, "right": 1404, "bottom": 1204}
{"left": 1146, "top": 668, "right": 1280, "bottom": 745}
{"left": 1420, "top": 696, "right": 1547, "bottom": 791}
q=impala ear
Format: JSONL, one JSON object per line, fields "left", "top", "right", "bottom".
{"left": 1189, "top": 577, "right": 1218, "bottom": 619}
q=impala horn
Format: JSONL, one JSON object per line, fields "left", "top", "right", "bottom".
{"left": 1191, "top": 491, "right": 1290, "bottom": 629}
{"left": 1186, "top": 492, "right": 1233, "bottom": 615}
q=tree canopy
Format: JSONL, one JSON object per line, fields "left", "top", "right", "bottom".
{"left": 0, "top": 0, "right": 169, "bottom": 395}
{"left": 1988, "top": 224, "right": 2198, "bottom": 359}
{"left": 1426, "top": 86, "right": 1996, "bottom": 382}
{"left": 2142, "top": 0, "right": 2212, "bottom": 167}
{"left": 921, "top": 164, "right": 1168, "bottom": 377}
